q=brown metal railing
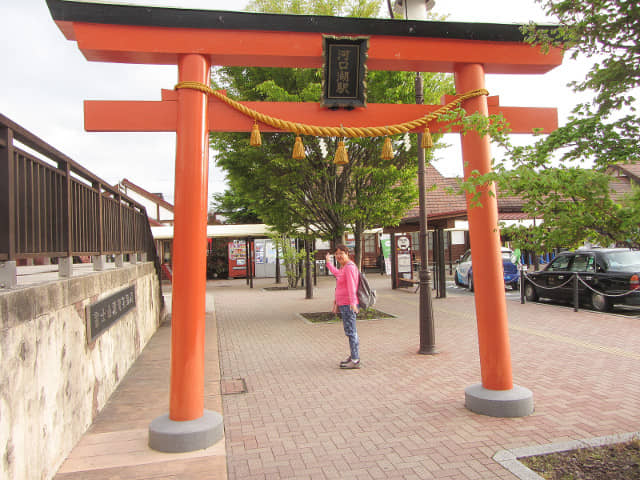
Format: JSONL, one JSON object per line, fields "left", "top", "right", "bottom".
{"left": 0, "top": 113, "right": 162, "bottom": 285}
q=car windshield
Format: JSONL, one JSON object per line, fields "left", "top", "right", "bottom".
{"left": 603, "top": 250, "right": 640, "bottom": 271}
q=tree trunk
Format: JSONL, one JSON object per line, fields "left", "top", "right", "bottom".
{"left": 354, "top": 222, "right": 364, "bottom": 269}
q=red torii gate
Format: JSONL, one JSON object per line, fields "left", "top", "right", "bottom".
{"left": 47, "top": 0, "right": 563, "bottom": 452}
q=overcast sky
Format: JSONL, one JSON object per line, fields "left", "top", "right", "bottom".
{"left": 0, "top": 0, "right": 589, "bottom": 205}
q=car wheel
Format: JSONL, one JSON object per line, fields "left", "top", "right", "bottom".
{"left": 591, "top": 292, "right": 611, "bottom": 312}
{"left": 468, "top": 274, "right": 474, "bottom": 292}
{"left": 524, "top": 282, "right": 538, "bottom": 302}
{"left": 510, "top": 281, "right": 520, "bottom": 291}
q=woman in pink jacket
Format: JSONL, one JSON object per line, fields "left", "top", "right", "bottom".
{"left": 325, "top": 244, "right": 361, "bottom": 369}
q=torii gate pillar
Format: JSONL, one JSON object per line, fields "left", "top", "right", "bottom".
{"left": 148, "top": 54, "right": 224, "bottom": 452}
{"left": 455, "top": 63, "right": 533, "bottom": 417}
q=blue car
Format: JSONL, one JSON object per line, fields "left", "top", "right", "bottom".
{"left": 454, "top": 247, "right": 520, "bottom": 291}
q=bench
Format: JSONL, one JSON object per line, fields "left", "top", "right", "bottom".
{"left": 398, "top": 278, "right": 420, "bottom": 293}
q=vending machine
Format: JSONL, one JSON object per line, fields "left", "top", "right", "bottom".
{"left": 228, "top": 240, "right": 251, "bottom": 278}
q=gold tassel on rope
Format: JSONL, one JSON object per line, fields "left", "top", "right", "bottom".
{"left": 292, "top": 135, "right": 305, "bottom": 159}
{"left": 250, "top": 121, "right": 262, "bottom": 147}
{"left": 421, "top": 127, "right": 434, "bottom": 149}
{"left": 381, "top": 136, "right": 394, "bottom": 160}
{"left": 334, "top": 140, "right": 349, "bottom": 165}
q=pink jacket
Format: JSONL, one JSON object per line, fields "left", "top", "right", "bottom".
{"left": 326, "top": 260, "right": 359, "bottom": 306}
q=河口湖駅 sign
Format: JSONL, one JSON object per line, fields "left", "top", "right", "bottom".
{"left": 321, "top": 36, "right": 368, "bottom": 109}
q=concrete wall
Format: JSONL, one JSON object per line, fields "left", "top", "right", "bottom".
{"left": 0, "top": 263, "right": 164, "bottom": 480}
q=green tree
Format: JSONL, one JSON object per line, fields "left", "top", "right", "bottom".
{"left": 485, "top": 0, "right": 640, "bottom": 251}
{"left": 211, "top": 0, "right": 454, "bottom": 265}
{"left": 212, "top": 189, "right": 262, "bottom": 224}
{"left": 270, "top": 233, "right": 311, "bottom": 288}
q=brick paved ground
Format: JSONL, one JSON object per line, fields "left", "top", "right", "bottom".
{"left": 215, "top": 275, "right": 640, "bottom": 480}
{"left": 55, "top": 274, "right": 640, "bottom": 479}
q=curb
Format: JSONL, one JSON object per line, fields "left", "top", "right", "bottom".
{"left": 493, "top": 431, "right": 640, "bottom": 479}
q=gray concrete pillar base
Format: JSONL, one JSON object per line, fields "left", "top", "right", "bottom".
{"left": 59, "top": 257, "right": 73, "bottom": 278}
{"left": 149, "top": 410, "right": 224, "bottom": 453}
{"left": 92, "top": 255, "right": 106, "bottom": 271}
{"left": 115, "top": 254, "right": 124, "bottom": 268}
{"left": 130, "top": 254, "right": 138, "bottom": 264}
{"left": 465, "top": 383, "right": 534, "bottom": 418}
{"left": 0, "top": 261, "right": 17, "bottom": 289}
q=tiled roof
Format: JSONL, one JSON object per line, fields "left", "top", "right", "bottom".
{"left": 607, "top": 163, "right": 640, "bottom": 190}
{"left": 403, "top": 165, "right": 633, "bottom": 224}
{"left": 498, "top": 212, "right": 530, "bottom": 220}
{"left": 402, "top": 165, "right": 524, "bottom": 222}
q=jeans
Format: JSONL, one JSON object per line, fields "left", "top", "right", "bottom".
{"left": 338, "top": 305, "right": 359, "bottom": 360}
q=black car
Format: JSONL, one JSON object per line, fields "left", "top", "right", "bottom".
{"left": 523, "top": 248, "right": 640, "bottom": 312}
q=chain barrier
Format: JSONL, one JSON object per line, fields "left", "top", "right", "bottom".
{"left": 522, "top": 272, "right": 574, "bottom": 291}
{"left": 522, "top": 271, "right": 640, "bottom": 299}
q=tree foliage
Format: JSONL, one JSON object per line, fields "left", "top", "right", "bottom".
{"left": 210, "top": 0, "right": 455, "bottom": 264}
{"left": 482, "top": 0, "right": 640, "bottom": 251}
{"left": 212, "top": 189, "right": 262, "bottom": 224}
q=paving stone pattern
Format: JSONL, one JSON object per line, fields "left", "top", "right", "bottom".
{"left": 216, "top": 276, "right": 640, "bottom": 479}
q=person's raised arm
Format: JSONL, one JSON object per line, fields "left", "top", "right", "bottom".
{"left": 325, "top": 252, "right": 339, "bottom": 276}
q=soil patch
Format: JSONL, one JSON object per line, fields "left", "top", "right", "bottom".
{"left": 300, "top": 309, "right": 394, "bottom": 323}
{"left": 520, "top": 438, "right": 640, "bottom": 479}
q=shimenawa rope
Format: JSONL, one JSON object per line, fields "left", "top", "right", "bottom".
{"left": 175, "top": 81, "right": 488, "bottom": 162}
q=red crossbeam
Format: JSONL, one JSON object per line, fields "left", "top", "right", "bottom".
{"left": 85, "top": 90, "right": 557, "bottom": 134}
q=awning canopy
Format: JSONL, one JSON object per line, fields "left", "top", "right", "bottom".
{"left": 152, "top": 224, "right": 273, "bottom": 240}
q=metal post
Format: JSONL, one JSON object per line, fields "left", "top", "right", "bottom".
{"left": 573, "top": 273, "right": 579, "bottom": 312}
{"left": 0, "top": 126, "right": 18, "bottom": 288}
{"left": 416, "top": 72, "right": 437, "bottom": 355}
{"left": 447, "top": 230, "right": 453, "bottom": 275}
{"left": 391, "top": 233, "right": 397, "bottom": 289}
{"left": 0, "top": 126, "right": 16, "bottom": 265}
{"left": 305, "top": 238, "right": 313, "bottom": 299}
{"left": 313, "top": 239, "right": 317, "bottom": 286}
{"left": 437, "top": 229, "right": 446, "bottom": 299}
{"left": 245, "top": 237, "right": 250, "bottom": 286}
{"left": 248, "top": 237, "right": 254, "bottom": 289}
{"left": 275, "top": 241, "right": 281, "bottom": 284}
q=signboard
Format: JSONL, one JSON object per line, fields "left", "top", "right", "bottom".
{"left": 86, "top": 286, "right": 136, "bottom": 343}
{"left": 395, "top": 235, "right": 413, "bottom": 280}
{"left": 321, "top": 36, "right": 368, "bottom": 109}
{"left": 345, "top": 232, "right": 356, "bottom": 249}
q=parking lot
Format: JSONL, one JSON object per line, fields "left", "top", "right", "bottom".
{"left": 447, "top": 279, "right": 640, "bottom": 317}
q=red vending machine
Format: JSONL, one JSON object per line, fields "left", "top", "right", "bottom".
{"left": 228, "top": 240, "right": 247, "bottom": 278}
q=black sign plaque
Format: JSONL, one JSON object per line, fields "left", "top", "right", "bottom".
{"left": 322, "top": 36, "right": 369, "bottom": 109}
{"left": 86, "top": 285, "right": 136, "bottom": 343}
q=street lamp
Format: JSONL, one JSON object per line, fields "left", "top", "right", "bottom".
{"left": 392, "top": 0, "right": 437, "bottom": 355}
